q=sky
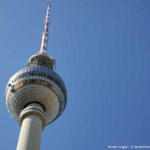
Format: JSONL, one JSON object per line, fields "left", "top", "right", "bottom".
{"left": 0, "top": 0, "right": 150, "bottom": 150}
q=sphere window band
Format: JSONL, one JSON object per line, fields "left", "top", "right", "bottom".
{"left": 9, "top": 71, "right": 66, "bottom": 98}
{"left": 11, "top": 79, "right": 53, "bottom": 92}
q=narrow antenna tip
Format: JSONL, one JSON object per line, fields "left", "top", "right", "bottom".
{"left": 48, "top": 4, "right": 51, "bottom": 8}
{"left": 48, "top": 4, "right": 51, "bottom": 11}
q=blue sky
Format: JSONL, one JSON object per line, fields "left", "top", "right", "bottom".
{"left": 0, "top": 0, "right": 150, "bottom": 149}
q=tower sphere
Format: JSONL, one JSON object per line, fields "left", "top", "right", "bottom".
{"left": 4, "top": 5, "right": 67, "bottom": 125}
{"left": 4, "top": 53, "right": 67, "bottom": 124}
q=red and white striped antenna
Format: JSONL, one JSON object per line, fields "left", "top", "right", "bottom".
{"left": 39, "top": 4, "right": 51, "bottom": 54}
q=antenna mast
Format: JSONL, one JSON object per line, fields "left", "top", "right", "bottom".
{"left": 40, "top": 5, "right": 51, "bottom": 54}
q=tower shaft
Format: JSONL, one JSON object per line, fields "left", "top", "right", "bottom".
{"left": 16, "top": 103, "right": 46, "bottom": 150}
{"left": 17, "top": 115, "right": 42, "bottom": 150}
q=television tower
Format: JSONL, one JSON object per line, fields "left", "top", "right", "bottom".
{"left": 4, "top": 5, "right": 67, "bottom": 150}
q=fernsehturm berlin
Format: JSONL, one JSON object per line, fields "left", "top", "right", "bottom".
{"left": 4, "top": 5, "right": 67, "bottom": 150}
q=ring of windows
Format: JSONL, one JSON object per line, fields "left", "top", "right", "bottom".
{"left": 10, "top": 78, "right": 52, "bottom": 92}
{"left": 9, "top": 71, "right": 66, "bottom": 97}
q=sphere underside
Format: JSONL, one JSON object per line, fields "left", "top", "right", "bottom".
{"left": 5, "top": 66, "right": 67, "bottom": 124}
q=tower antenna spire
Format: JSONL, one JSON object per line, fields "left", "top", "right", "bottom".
{"left": 40, "top": 4, "right": 51, "bottom": 54}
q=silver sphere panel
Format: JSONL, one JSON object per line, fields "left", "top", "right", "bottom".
{"left": 7, "top": 85, "right": 60, "bottom": 124}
